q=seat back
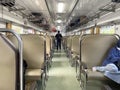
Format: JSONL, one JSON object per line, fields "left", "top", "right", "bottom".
{"left": 71, "top": 35, "right": 76, "bottom": 52}
{"left": 22, "top": 34, "right": 45, "bottom": 69}
{"left": 51, "top": 36, "right": 55, "bottom": 49}
{"left": 80, "top": 34, "right": 118, "bottom": 69}
{"left": 62, "top": 36, "right": 68, "bottom": 50}
{"left": 0, "top": 34, "right": 18, "bottom": 90}
{"left": 49, "top": 36, "right": 52, "bottom": 50}
{"left": 8, "top": 34, "right": 45, "bottom": 69}
{"left": 67, "top": 36, "right": 72, "bottom": 50}
{"left": 71, "top": 35, "right": 80, "bottom": 55}
{"left": 46, "top": 35, "right": 51, "bottom": 56}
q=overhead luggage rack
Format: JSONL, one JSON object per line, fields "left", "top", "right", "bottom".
{"left": 0, "top": 0, "right": 15, "bottom": 7}
{"left": 112, "top": 0, "right": 120, "bottom": 3}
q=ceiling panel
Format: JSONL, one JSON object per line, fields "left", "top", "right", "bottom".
{"left": 73, "top": 0, "right": 111, "bottom": 17}
{"left": 3, "top": 0, "right": 117, "bottom": 31}
{"left": 15, "top": 0, "right": 50, "bottom": 18}
{"left": 16, "top": 0, "right": 41, "bottom": 12}
{"left": 46, "top": 0, "right": 78, "bottom": 25}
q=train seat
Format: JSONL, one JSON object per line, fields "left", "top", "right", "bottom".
{"left": 70, "top": 35, "right": 80, "bottom": 66}
{"left": 25, "top": 69, "right": 43, "bottom": 80}
{"left": 45, "top": 35, "right": 52, "bottom": 70}
{"left": 0, "top": 34, "right": 19, "bottom": 90}
{"left": 66, "top": 36, "right": 72, "bottom": 57}
{"left": 20, "top": 34, "right": 45, "bottom": 81}
{"left": 62, "top": 36, "right": 68, "bottom": 51}
{"left": 80, "top": 34, "right": 119, "bottom": 88}
{"left": 46, "top": 35, "right": 51, "bottom": 58}
{"left": 8, "top": 34, "right": 45, "bottom": 81}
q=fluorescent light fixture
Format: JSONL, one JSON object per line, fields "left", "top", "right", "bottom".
{"left": 57, "top": 26, "right": 61, "bottom": 30}
{"left": 58, "top": 2, "right": 65, "bottom": 13}
{"left": 56, "top": 19, "right": 62, "bottom": 23}
{"left": 35, "top": 0, "right": 40, "bottom": 6}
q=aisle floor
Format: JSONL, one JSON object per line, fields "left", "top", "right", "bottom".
{"left": 46, "top": 50, "right": 81, "bottom": 90}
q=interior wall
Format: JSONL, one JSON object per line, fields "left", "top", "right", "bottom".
{"left": 100, "top": 25, "right": 115, "bottom": 34}
{"left": 23, "top": 28, "right": 35, "bottom": 34}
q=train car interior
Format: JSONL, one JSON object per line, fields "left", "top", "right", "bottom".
{"left": 0, "top": 0, "right": 120, "bottom": 90}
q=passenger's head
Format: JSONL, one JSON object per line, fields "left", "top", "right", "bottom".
{"left": 58, "top": 31, "right": 60, "bottom": 33}
{"left": 117, "top": 40, "right": 120, "bottom": 48}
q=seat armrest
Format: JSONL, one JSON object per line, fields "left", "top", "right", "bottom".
{"left": 71, "top": 51, "right": 73, "bottom": 54}
{"left": 75, "top": 55, "right": 79, "bottom": 60}
{"left": 81, "top": 62, "right": 87, "bottom": 69}
{"left": 25, "top": 69, "right": 43, "bottom": 80}
{"left": 75, "top": 56, "right": 80, "bottom": 73}
{"left": 81, "top": 69, "right": 88, "bottom": 76}
{"left": 80, "top": 62, "right": 88, "bottom": 80}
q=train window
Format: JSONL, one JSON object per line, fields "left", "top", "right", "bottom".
{"left": 23, "top": 29, "right": 35, "bottom": 34}
{"left": 100, "top": 26, "right": 115, "bottom": 34}
{"left": 85, "top": 30, "right": 91, "bottom": 34}
{"left": 12, "top": 25, "right": 23, "bottom": 34}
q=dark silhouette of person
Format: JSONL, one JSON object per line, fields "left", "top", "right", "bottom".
{"left": 55, "top": 31, "right": 62, "bottom": 50}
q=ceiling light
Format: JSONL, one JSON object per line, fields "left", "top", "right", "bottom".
{"left": 57, "top": 26, "right": 61, "bottom": 30}
{"left": 35, "top": 0, "right": 40, "bottom": 6}
{"left": 56, "top": 19, "right": 62, "bottom": 23}
{"left": 72, "top": 13, "right": 75, "bottom": 16}
{"left": 58, "top": 2, "right": 65, "bottom": 13}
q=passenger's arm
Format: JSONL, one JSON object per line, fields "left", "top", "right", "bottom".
{"left": 102, "top": 48, "right": 116, "bottom": 66}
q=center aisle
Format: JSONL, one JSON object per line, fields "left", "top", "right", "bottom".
{"left": 46, "top": 50, "right": 81, "bottom": 90}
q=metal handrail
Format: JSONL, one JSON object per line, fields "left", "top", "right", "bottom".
{"left": 0, "top": 28, "right": 23, "bottom": 90}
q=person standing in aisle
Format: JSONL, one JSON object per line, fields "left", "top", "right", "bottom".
{"left": 55, "top": 31, "right": 62, "bottom": 51}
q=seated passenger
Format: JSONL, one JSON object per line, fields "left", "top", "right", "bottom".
{"left": 93, "top": 40, "right": 120, "bottom": 72}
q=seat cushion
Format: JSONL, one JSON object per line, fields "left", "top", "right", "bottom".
{"left": 86, "top": 69, "right": 109, "bottom": 81}
{"left": 72, "top": 53, "right": 79, "bottom": 59}
{"left": 25, "top": 69, "right": 43, "bottom": 80}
